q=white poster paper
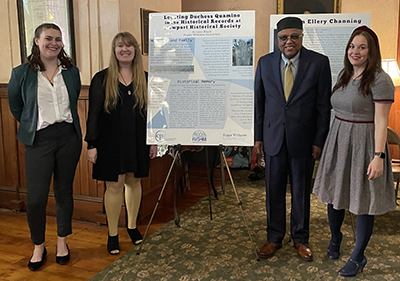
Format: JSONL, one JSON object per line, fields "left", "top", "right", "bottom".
{"left": 270, "top": 13, "right": 370, "bottom": 85}
{"left": 147, "top": 11, "right": 255, "bottom": 146}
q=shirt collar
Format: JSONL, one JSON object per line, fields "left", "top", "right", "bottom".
{"left": 281, "top": 50, "right": 301, "bottom": 67}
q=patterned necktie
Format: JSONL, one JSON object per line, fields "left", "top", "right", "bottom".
{"left": 284, "top": 60, "right": 294, "bottom": 101}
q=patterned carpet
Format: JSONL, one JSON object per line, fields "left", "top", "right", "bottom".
{"left": 91, "top": 170, "right": 400, "bottom": 281}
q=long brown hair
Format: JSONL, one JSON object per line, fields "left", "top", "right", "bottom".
{"left": 27, "top": 23, "right": 72, "bottom": 71}
{"left": 332, "top": 27, "right": 382, "bottom": 96}
{"left": 104, "top": 32, "right": 148, "bottom": 114}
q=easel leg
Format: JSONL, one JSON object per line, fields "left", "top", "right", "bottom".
{"left": 205, "top": 147, "right": 213, "bottom": 220}
{"left": 136, "top": 144, "right": 181, "bottom": 255}
{"left": 219, "top": 148, "right": 226, "bottom": 194}
{"left": 208, "top": 146, "right": 219, "bottom": 199}
{"left": 219, "top": 145, "right": 260, "bottom": 261}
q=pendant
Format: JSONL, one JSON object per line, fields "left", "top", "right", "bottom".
{"left": 128, "top": 90, "right": 131, "bottom": 95}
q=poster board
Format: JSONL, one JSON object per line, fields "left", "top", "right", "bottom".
{"left": 147, "top": 11, "right": 255, "bottom": 146}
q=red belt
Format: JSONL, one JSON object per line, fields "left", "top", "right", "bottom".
{"left": 335, "top": 116, "right": 374, "bottom": 123}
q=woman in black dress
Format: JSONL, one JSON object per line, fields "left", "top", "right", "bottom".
{"left": 85, "top": 32, "right": 157, "bottom": 254}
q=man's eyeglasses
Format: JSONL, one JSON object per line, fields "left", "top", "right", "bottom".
{"left": 278, "top": 33, "right": 303, "bottom": 42}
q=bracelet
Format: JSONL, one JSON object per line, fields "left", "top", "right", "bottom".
{"left": 87, "top": 145, "right": 96, "bottom": 150}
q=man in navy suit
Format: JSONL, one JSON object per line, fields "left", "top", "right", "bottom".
{"left": 254, "top": 17, "right": 331, "bottom": 261}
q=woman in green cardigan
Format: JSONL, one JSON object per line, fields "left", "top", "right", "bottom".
{"left": 8, "top": 23, "right": 82, "bottom": 271}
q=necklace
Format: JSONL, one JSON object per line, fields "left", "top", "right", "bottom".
{"left": 42, "top": 65, "right": 59, "bottom": 86}
{"left": 120, "top": 73, "right": 132, "bottom": 95}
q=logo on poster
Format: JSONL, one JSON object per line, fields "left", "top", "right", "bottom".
{"left": 192, "top": 130, "right": 207, "bottom": 143}
{"left": 155, "top": 130, "right": 167, "bottom": 142}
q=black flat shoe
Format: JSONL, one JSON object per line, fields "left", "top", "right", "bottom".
{"left": 28, "top": 247, "right": 47, "bottom": 271}
{"left": 56, "top": 244, "right": 70, "bottom": 265}
{"left": 127, "top": 228, "right": 143, "bottom": 245}
{"left": 107, "top": 234, "right": 120, "bottom": 255}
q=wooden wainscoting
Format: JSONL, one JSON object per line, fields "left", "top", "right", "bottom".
{"left": 0, "top": 83, "right": 175, "bottom": 225}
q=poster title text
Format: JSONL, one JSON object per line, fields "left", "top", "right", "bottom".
{"left": 163, "top": 13, "right": 242, "bottom": 31}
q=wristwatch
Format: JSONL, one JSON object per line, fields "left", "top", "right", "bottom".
{"left": 374, "top": 152, "right": 385, "bottom": 159}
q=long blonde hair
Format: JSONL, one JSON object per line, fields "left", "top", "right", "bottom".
{"left": 104, "top": 32, "right": 148, "bottom": 114}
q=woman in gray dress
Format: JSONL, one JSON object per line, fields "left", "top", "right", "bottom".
{"left": 313, "top": 26, "right": 396, "bottom": 277}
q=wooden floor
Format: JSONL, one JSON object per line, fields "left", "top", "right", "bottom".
{"left": 0, "top": 164, "right": 227, "bottom": 281}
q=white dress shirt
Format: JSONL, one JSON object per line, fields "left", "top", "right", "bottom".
{"left": 37, "top": 66, "right": 73, "bottom": 130}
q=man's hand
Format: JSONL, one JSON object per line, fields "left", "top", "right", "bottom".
{"left": 254, "top": 141, "right": 263, "bottom": 155}
{"left": 312, "top": 145, "right": 322, "bottom": 160}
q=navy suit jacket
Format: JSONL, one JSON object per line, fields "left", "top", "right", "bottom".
{"left": 8, "top": 63, "right": 82, "bottom": 146}
{"left": 255, "top": 47, "right": 331, "bottom": 157}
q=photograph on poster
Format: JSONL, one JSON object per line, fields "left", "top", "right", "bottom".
{"left": 278, "top": 0, "right": 340, "bottom": 14}
{"left": 232, "top": 39, "right": 253, "bottom": 66}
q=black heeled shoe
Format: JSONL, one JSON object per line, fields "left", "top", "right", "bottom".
{"left": 56, "top": 244, "right": 70, "bottom": 265}
{"left": 28, "top": 247, "right": 47, "bottom": 271}
{"left": 127, "top": 228, "right": 143, "bottom": 245}
{"left": 338, "top": 256, "right": 367, "bottom": 277}
{"left": 107, "top": 234, "right": 120, "bottom": 255}
{"left": 327, "top": 241, "right": 340, "bottom": 259}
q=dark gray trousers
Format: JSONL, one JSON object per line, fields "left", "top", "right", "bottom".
{"left": 264, "top": 139, "right": 314, "bottom": 245}
{"left": 25, "top": 122, "right": 82, "bottom": 245}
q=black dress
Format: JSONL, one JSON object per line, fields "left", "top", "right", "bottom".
{"left": 119, "top": 82, "right": 138, "bottom": 174}
{"left": 85, "top": 68, "right": 150, "bottom": 182}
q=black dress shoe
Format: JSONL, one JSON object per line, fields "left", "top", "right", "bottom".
{"left": 127, "top": 228, "right": 143, "bottom": 245}
{"left": 56, "top": 244, "right": 70, "bottom": 265}
{"left": 107, "top": 234, "right": 120, "bottom": 255}
{"left": 28, "top": 247, "right": 47, "bottom": 271}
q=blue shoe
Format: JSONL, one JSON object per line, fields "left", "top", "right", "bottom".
{"left": 327, "top": 241, "right": 340, "bottom": 259}
{"left": 338, "top": 256, "right": 367, "bottom": 277}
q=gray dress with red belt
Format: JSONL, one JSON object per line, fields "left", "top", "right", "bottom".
{"left": 313, "top": 71, "right": 396, "bottom": 215}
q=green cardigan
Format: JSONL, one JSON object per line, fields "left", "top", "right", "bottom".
{"left": 8, "top": 63, "right": 82, "bottom": 145}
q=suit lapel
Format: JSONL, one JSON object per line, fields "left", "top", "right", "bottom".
{"left": 25, "top": 65, "right": 38, "bottom": 96}
{"left": 62, "top": 68, "right": 73, "bottom": 96}
{"left": 62, "top": 68, "right": 78, "bottom": 114}
{"left": 288, "top": 47, "right": 310, "bottom": 102}
{"left": 21, "top": 65, "right": 40, "bottom": 127}
{"left": 62, "top": 68, "right": 75, "bottom": 102}
{"left": 272, "top": 52, "right": 286, "bottom": 103}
